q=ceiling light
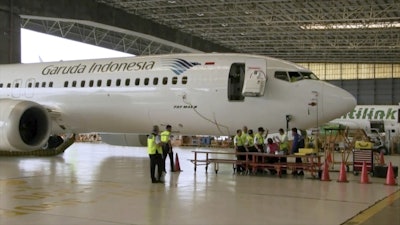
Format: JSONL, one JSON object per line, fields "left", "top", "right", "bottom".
{"left": 300, "top": 22, "right": 400, "bottom": 30}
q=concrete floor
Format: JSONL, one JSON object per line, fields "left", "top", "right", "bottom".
{"left": 0, "top": 142, "right": 399, "bottom": 225}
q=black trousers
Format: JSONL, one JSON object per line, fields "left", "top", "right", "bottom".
{"left": 149, "top": 153, "right": 162, "bottom": 182}
{"left": 236, "top": 146, "right": 246, "bottom": 172}
{"left": 247, "top": 146, "right": 257, "bottom": 161}
{"left": 236, "top": 146, "right": 246, "bottom": 160}
{"left": 162, "top": 144, "right": 174, "bottom": 172}
{"left": 295, "top": 157, "right": 303, "bottom": 172}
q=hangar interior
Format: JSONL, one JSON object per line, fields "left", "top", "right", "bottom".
{"left": 0, "top": 1, "right": 399, "bottom": 225}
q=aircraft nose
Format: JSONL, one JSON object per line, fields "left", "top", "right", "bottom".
{"left": 322, "top": 83, "right": 356, "bottom": 121}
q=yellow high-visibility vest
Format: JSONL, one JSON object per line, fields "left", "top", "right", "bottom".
{"left": 246, "top": 135, "right": 255, "bottom": 147}
{"left": 255, "top": 133, "right": 264, "bottom": 145}
{"left": 147, "top": 135, "right": 162, "bottom": 154}
{"left": 234, "top": 134, "right": 244, "bottom": 146}
{"left": 160, "top": 130, "right": 171, "bottom": 143}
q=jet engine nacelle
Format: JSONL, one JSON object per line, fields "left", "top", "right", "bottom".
{"left": 99, "top": 133, "right": 148, "bottom": 147}
{"left": 0, "top": 99, "right": 51, "bottom": 151}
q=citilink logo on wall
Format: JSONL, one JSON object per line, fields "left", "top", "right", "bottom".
{"left": 164, "top": 58, "right": 201, "bottom": 75}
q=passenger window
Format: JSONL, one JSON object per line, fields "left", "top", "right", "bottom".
{"left": 274, "top": 71, "right": 289, "bottom": 82}
{"left": 144, "top": 78, "right": 149, "bottom": 86}
{"left": 64, "top": 81, "right": 69, "bottom": 87}
{"left": 15, "top": 83, "right": 19, "bottom": 88}
{"left": 107, "top": 79, "right": 112, "bottom": 87}
{"left": 0, "top": 83, "right": 3, "bottom": 88}
{"left": 162, "top": 77, "right": 168, "bottom": 85}
{"left": 35, "top": 82, "right": 39, "bottom": 88}
{"left": 97, "top": 80, "right": 102, "bottom": 87}
{"left": 288, "top": 72, "right": 302, "bottom": 82}
{"left": 172, "top": 77, "right": 178, "bottom": 85}
{"left": 49, "top": 82, "right": 53, "bottom": 87}
{"left": 81, "top": 80, "right": 85, "bottom": 87}
{"left": 28, "top": 83, "right": 33, "bottom": 88}
{"left": 72, "top": 81, "right": 77, "bottom": 87}
{"left": 41, "top": 82, "right": 46, "bottom": 88}
{"left": 89, "top": 80, "right": 94, "bottom": 87}
{"left": 125, "top": 79, "right": 130, "bottom": 86}
{"left": 116, "top": 79, "right": 121, "bottom": 86}
{"left": 135, "top": 78, "right": 140, "bottom": 86}
{"left": 182, "top": 76, "right": 188, "bottom": 84}
{"left": 7, "top": 83, "right": 11, "bottom": 88}
{"left": 153, "top": 77, "right": 158, "bottom": 85}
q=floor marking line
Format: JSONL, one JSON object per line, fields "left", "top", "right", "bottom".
{"left": 342, "top": 189, "right": 400, "bottom": 225}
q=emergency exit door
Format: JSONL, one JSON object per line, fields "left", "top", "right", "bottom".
{"left": 242, "top": 59, "right": 267, "bottom": 97}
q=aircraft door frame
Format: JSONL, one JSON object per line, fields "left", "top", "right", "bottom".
{"left": 227, "top": 63, "right": 245, "bottom": 101}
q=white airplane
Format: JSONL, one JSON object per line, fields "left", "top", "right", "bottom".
{"left": 0, "top": 53, "right": 356, "bottom": 151}
{"left": 329, "top": 104, "right": 399, "bottom": 153}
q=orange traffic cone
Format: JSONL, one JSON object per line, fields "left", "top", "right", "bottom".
{"left": 326, "top": 152, "right": 332, "bottom": 164}
{"left": 379, "top": 151, "right": 385, "bottom": 165}
{"left": 384, "top": 162, "right": 397, "bottom": 186}
{"left": 360, "top": 161, "right": 370, "bottom": 184}
{"left": 337, "top": 162, "right": 348, "bottom": 182}
{"left": 174, "top": 153, "right": 182, "bottom": 172}
{"left": 321, "top": 160, "right": 331, "bottom": 181}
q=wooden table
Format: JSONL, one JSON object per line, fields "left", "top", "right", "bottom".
{"left": 190, "top": 150, "right": 323, "bottom": 178}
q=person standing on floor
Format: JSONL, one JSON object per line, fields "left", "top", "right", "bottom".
{"left": 147, "top": 125, "right": 164, "bottom": 183}
{"left": 245, "top": 129, "right": 257, "bottom": 161}
{"left": 234, "top": 129, "right": 246, "bottom": 172}
{"left": 266, "top": 138, "right": 279, "bottom": 174}
{"left": 254, "top": 127, "right": 266, "bottom": 153}
{"left": 274, "top": 128, "right": 289, "bottom": 174}
{"left": 161, "top": 125, "right": 175, "bottom": 172}
{"left": 290, "top": 127, "right": 304, "bottom": 176}
{"left": 274, "top": 128, "right": 289, "bottom": 154}
{"left": 241, "top": 126, "right": 248, "bottom": 146}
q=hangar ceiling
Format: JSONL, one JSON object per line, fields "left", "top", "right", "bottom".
{"left": 19, "top": 0, "right": 400, "bottom": 63}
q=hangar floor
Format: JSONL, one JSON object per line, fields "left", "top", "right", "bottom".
{"left": 0, "top": 142, "right": 399, "bottom": 225}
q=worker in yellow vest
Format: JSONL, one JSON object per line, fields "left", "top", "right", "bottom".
{"left": 240, "top": 126, "right": 248, "bottom": 146}
{"left": 161, "top": 125, "right": 174, "bottom": 172}
{"left": 254, "top": 127, "right": 266, "bottom": 153}
{"left": 245, "top": 129, "right": 257, "bottom": 161}
{"left": 147, "top": 125, "right": 163, "bottom": 183}
{"left": 234, "top": 129, "right": 245, "bottom": 172}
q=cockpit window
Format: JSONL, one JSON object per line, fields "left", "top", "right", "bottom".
{"left": 274, "top": 71, "right": 289, "bottom": 81}
{"left": 300, "top": 72, "right": 319, "bottom": 80}
{"left": 288, "top": 72, "right": 302, "bottom": 82}
{"left": 275, "top": 71, "right": 319, "bottom": 82}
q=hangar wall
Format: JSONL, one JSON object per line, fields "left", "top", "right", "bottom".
{"left": 0, "top": 10, "right": 20, "bottom": 64}
{"left": 328, "top": 79, "right": 400, "bottom": 105}
{"left": 299, "top": 62, "right": 400, "bottom": 105}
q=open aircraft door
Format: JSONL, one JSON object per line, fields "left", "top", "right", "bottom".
{"left": 242, "top": 58, "right": 267, "bottom": 97}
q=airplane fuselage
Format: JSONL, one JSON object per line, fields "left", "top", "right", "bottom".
{"left": 0, "top": 53, "right": 356, "bottom": 151}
